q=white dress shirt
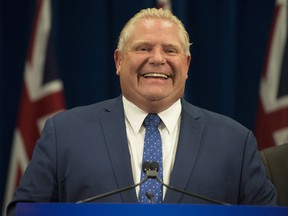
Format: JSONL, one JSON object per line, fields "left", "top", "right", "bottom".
{"left": 122, "top": 96, "right": 181, "bottom": 200}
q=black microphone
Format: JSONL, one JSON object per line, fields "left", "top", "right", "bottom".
{"left": 76, "top": 162, "right": 153, "bottom": 204}
{"left": 147, "top": 161, "right": 230, "bottom": 206}
{"left": 146, "top": 192, "right": 155, "bottom": 204}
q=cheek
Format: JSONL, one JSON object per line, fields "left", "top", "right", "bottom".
{"left": 120, "top": 67, "right": 138, "bottom": 87}
{"left": 121, "top": 56, "right": 137, "bottom": 72}
{"left": 170, "top": 62, "right": 188, "bottom": 80}
{"left": 177, "top": 60, "right": 189, "bottom": 79}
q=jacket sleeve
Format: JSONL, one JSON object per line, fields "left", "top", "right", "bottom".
{"left": 6, "top": 118, "right": 59, "bottom": 216}
{"left": 239, "top": 130, "right": 277, "bottom": 205}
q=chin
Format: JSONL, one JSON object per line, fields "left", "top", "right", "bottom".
{"left": 144, "top": 93, "right": 168, "bottom": 101}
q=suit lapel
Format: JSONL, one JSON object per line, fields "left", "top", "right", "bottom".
{"left": 98, "top": 97, "right": 204, "bottom": 203}
{"left": 99, "top": 96, "right": 138, "bottom": 203}
{"left": 164, "top": 100, "right": 204, "bottom": 203}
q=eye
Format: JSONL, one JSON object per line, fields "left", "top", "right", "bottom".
{"left": 136, "top": 47, "right": 151, "bottom": 52}
{"left": 165, "top": 48, "right": 178, "bottom": 55}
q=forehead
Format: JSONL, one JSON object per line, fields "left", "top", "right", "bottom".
{"left": 139, "top": 17, "right": 175, "bottom": 28}
{"left": 132, "top": 17, "right": 178, "bottom": 32}
{"left": 126, "top": 18, "right": 182, "bottom": 43}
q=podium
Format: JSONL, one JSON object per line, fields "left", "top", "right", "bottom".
{"left": 16, "top": 203, "right": 288, "bottom": 216}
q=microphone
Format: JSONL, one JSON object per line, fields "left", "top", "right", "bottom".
{"left": 76, "top": 162, "right": 154, "bottom": 204}
{"left": 146, "top": 192, "right": 155, "bottom": 204}
{"left": 145, "top": 161, "right": 230, "bottom": 206}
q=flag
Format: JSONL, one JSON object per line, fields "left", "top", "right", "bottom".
{"left": 156, "top": 0, "right": 171, "bottom": 10}
{"left": 255, "top": 0, "right": 288, "bottom": 150}
{"left": 2, "top": 0, "right": 65, "bottom": 213}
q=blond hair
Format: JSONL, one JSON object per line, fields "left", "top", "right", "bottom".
{"left": 117, "top": 8, "right": 191, "bottom": 55}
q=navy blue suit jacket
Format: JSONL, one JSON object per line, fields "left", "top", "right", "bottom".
{"left": 7, "top": 96, "right": 277, "bottom": 214}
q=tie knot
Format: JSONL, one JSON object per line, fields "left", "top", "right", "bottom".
{"left": 144, "top": 114, "right": 161, "bottom": 128}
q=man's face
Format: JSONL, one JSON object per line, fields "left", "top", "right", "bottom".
{"left": 114, "top": 18, "right": 191, "bottom": 112}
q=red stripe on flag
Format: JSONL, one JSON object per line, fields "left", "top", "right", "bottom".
{"left": 15, "top": 163, "right": 24, "bottom": 188}
{"left": 35, "top": 91, "right": 65, "bottom": 118}
{"left": 3, "top": 0, "right": 66, "bottom": 213}
{"left": 156, "top": 0, "right": 171, "bottom": 10}
{"left": 17, "top": 84, "right": 65, "bottom": 158}
{"left": 17, "top": 85, "right": 40, "bottom": 159}
{"left": 256, "top": 101, "right": 288, "bottom": 150}
{"left": 255, "top": 0, "right": 288, "bottom": 149}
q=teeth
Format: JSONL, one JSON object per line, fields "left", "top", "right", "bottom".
{"left": 143, "top": 73, "right": 169, "bottom": 79}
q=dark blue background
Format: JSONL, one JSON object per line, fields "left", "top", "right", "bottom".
{"left": 0, "top": 0, "right": 275, "bottom": 211}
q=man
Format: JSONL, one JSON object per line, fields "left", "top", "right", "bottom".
{"left": 7, "top": 8, "right": 277, "bottom": 215}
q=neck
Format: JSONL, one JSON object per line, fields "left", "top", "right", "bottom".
{"left": 123, "top": 95, "right": 180, "bottom": 113}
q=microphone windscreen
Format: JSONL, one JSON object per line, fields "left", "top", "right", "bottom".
{"left": 142, "top": 161, "right": 151, "bottom": 172}
{"left": 150, "top": 161, "right": 159, "bottom": 171}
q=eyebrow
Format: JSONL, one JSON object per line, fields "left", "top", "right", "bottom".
{"left": 131, "top": 41, "right": 181, "bottom": 49}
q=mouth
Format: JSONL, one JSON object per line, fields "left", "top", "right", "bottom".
{"left": 142, "top": 72, "right": 170, "bottom": 79}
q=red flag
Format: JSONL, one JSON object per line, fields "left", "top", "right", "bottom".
{"left": 255, "top": 0, "right": 288, "bottom": 150}
{"left": 2, "top": 0, "right": 65, "bottom": 213}
{"left": 156, "top": 0, "right": 171, "bottom": 9}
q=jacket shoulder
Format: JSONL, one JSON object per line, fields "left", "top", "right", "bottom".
{"left": 182, "top": 99, "right": 248, "bottom": 132}
{"left": 52, "top": 96, "right": 122, "bottom": 122}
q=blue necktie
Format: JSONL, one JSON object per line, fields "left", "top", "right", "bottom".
{"left": 139, "top": 114, "right": 163, "bottom": 203}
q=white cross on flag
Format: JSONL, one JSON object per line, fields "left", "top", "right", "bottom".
{"left": 2, "top": 0, "right": 65, "bottom": 213}
{"left": 255, "top": 0, "right": 288, "bottom": 150}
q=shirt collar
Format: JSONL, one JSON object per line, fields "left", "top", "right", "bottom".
{"left": 158, "top": 100, "right": 181, "bottom": 134}
{"left": 123, "top": 96, "right": 147, "bottom": 134}
{"left": 123, "top": 96, "right": 182, "bottom": 134}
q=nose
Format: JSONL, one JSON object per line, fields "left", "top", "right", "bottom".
{"left": 148, "top": 48, "right": 166, "bottom": 65}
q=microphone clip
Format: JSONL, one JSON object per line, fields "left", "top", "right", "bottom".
{"left": 143, "top": 161, "right": 159, "bottom": 179}
{"left": 146, "top": 169, "right": 158, "bottom": 178}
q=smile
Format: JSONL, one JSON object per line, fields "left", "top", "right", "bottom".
{"left": 143, "top": 73, "right": 169, "bottom": 79}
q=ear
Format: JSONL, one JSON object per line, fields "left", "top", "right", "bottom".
{"left": 114, "top": 49, "right": 122, "bottom": 76}
{"left": 185, "top": 55, "right": 191, "bottom": 78}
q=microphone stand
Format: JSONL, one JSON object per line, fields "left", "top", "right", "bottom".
{"left": 76, "top": 162, "right": 230, "bottom": 205}
{"left": 148, "top": 161, "right": 230, "bottom": 205}
{"left": 76, "top": 176, "right": 149, "bottom": 204}
{"left": 76, "top": 162, "right": 155, "bottom": 204}
{"left": 156, "top": 176, "right": 230, "bottom": 205}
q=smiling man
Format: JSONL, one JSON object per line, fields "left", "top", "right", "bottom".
{"left": 114, "top": 11, "right": 190, "bottom": 113}
{"left": 7, "top": 8, "right": 277, "bottom": 216}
